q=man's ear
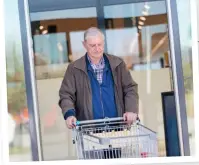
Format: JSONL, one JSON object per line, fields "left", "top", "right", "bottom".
{"left": 82, "top": 41, "right": 86, "bottom": 48}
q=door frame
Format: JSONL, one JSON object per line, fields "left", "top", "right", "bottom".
{"left": 18, "top": 0, "right": 190, "bottom": 160}
{"left": 165, "top": 0, "right": 190, "bottom": 156}
{"left": 18, "top": 0, "right": 43, "bottom": 161}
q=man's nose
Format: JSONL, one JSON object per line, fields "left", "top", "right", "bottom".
{"left": 96, "top": 46, "right": 101, "bottom": 52}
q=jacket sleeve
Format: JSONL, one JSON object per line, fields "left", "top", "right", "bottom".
{"left": 58, "top": 64, "right": 76, "bottom": 119}
{"left": 120, "top": 61, "right": 139, "bottom": 114}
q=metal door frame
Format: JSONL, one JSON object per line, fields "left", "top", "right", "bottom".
{"left": 18, "top": 0, "right": 43, "bottom": 161}
{"left": 18, "top": 0, "right": 190, "bottom": 160}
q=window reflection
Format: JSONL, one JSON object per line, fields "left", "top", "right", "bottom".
{"left": 104, "top": 2, "right": 169, "bottom": 71}
{"left": 104, "top": 1, "right": 170, "bottom": 157}
{"left": 28, "top": 0, "right": 195, "bottom": 160}
{"left": 5, "top": 0, "right": 32, "bottom": 161}
{"left": 176, "top": 0, "right": 195, "bottom": 155}
{"left": 33, "top": 33, "right": 68, "bottom": 65}
{"left": 31, "top": 7, "right": 98, "bottom": 160}
{"left": 31, "top": 7, "right": 98, "bottom": 80}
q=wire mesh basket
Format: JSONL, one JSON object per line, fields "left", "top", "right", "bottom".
{"left": 72, "top": 117, "right": 158, "bottom": 159}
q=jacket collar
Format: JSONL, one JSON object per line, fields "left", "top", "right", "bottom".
{"left": 74, "top": 53, "right": 123, "bottom": 74}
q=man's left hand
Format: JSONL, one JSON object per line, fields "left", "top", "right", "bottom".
{"left": 123, "top": 112, "right": 138, "bottom": 124}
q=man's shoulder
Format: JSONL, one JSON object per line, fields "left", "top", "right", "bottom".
{"left": 67, "top": 55, "right": 86, "bottom": 68}
{"left": 105, "top": 53, "right": 125, "bottom": 68}
{"left": 105, "top": 53, "right": 123, "bottom": 62}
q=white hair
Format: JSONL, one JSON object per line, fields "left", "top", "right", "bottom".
{"left": 84, "top": 27, "right": 105, "bottom": 41}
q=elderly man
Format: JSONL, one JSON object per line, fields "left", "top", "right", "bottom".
{"left": 59, "top": 27, "right": 139, "bottom": 129}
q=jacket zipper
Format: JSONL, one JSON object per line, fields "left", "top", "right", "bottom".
{"left": 92, "top": 70, "right": 105, "bottom": 119}
{"left": 99, "top": 84, "right": 105, "bottom": 118}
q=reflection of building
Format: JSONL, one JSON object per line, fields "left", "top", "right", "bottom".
{"left": 31, "top": 11, "right": 168, "bottom": 71}
{"left": 33, "top": 33, "right": 68, "bottom": 65}
{"left": 5, "top": 0, "right": 198, "bottom": 162}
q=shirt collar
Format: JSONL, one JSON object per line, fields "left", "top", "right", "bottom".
{"left": 87, "top": 54, "right": 105, "bottom": 67}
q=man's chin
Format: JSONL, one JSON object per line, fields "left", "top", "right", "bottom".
{"left": 90, "top": 53, "right": 103, "bottom": 59}
{"left": 94, "top": 53, "right": 103, "bottom": 58}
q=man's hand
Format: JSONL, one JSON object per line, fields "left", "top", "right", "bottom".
{"left": 123, "top": 112, "right": 138, "bottom": 124}
{"left": 66, "top": 116, "right": 77, "bottom": 129}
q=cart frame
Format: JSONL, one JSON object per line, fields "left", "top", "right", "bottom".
{"left": 72, "top": 117, "right": 158, "bottom": 159}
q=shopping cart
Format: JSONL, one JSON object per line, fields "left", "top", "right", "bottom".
{"left": 72, "top": 117, "right": 158, "bottom": 159}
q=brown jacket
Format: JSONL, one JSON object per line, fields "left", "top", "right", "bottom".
{"left": 58, "top": 53, "right": 139, "bottom": 121}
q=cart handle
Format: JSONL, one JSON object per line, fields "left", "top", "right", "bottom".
{"left": 75, "top": 116, "right": 140, "bottom": 126}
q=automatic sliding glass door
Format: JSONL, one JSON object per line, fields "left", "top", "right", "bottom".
{"left": 18, "top": 0, "right": 190, "bottom": 160}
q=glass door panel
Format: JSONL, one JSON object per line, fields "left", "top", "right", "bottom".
{"left": 103, "top": 1, "right": 171, "bottom": 157}
{"left": 30, "top": 7, "right": 98, "bottom": 160}
{"left": 26, "top": 0, "right": 190, "bottom": 160}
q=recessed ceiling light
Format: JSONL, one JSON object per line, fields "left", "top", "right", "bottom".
{"left": 39, "top": 26, "right": 44, "bottom": 30}
{"left": 42, "top": 30, "right": 48, "bottom": 34}
{"left": 142, "top": 11, "right": 148, "bottom": 16}
{"left": 139, "top": 21, "right": 144, "bottom": 25}
{"left": 140, "top": 16, "right": 146, "bottom": 21}
{"left": 144, "top": 4, "right": 150, "bottom": 9}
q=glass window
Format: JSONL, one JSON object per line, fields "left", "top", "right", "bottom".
{"left": 176, "top": 0, "right": 195, "bottom": 155}
{"left": 24, "top": 0, "right": 194, "bottom": 160}
{"left": 30, "top": 7, "right": 98, "bottom": 160}
{"left": 104, "top": 1, "right": 171, "bottom": 157}
{"left": 4, "top": 0, "right": 32, "bottom": 161}
{"left": 31, "top": 7, "right": 98, "bottom": 80}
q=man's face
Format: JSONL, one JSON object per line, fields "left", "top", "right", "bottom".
{"left": 83, "top": 34, "right": 104, "bottom": 60}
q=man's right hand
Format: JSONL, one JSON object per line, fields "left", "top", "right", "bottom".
{"left": 66, "top": 116, "right": 77, "bottom": 129}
